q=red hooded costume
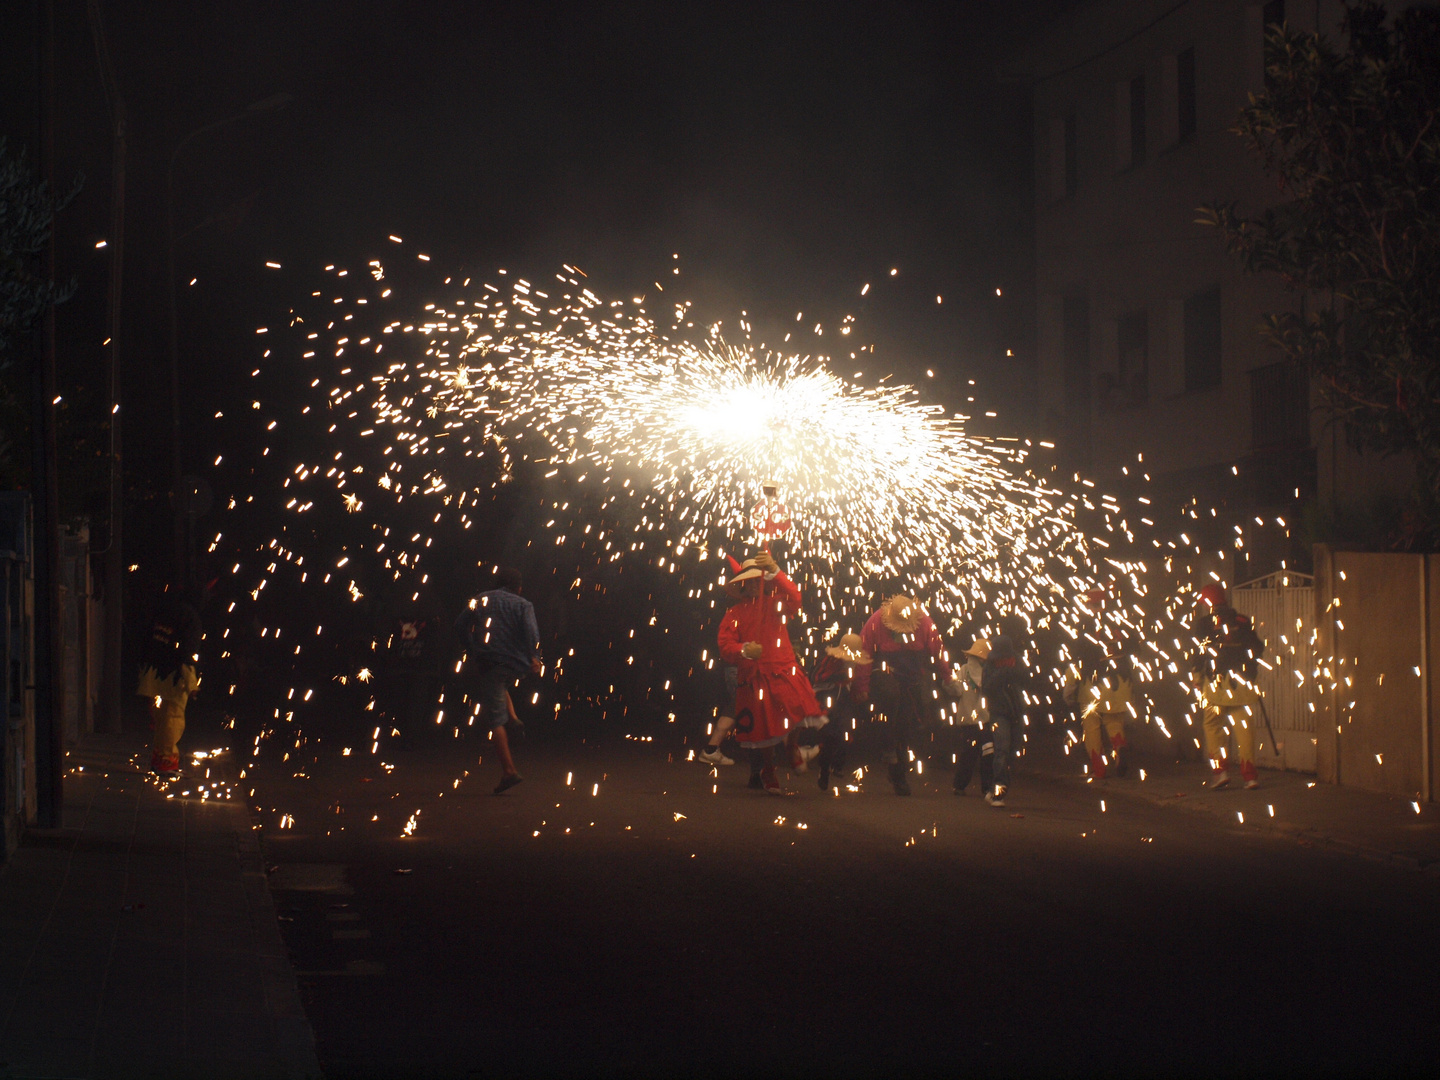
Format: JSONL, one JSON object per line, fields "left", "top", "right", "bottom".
{"left": 717, "top": 569, "right": 824, "bottom": 749}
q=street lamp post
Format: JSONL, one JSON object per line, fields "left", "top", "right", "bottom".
{"left": 165, "top": 92, "right": 291, "bottom": 586}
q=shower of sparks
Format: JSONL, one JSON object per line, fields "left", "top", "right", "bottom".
{"left": 211, "top": 251, "right": 1332, "bottom": 835}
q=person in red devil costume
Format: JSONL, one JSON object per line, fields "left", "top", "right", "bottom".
{"left": 717, "top": 550, "right": 826, "bottom": 794}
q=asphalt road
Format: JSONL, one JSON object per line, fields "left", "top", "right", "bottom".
{"left": 249, "top": 731, "right": 1440, "bottom": 1079}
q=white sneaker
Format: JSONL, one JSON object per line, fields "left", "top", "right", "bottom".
{"left": 698, "top": 747, "right": 734, "bottom": 766}
{"left": 1243, "top": 778, "right": 1260, "bottom": 790}
{"left": 1209, "top": 770, "right": 1231, "bottom": 790}
{"left": 985, "top": 787, "right": 1006, "bottom": 808}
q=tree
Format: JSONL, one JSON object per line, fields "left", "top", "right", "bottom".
{"left": 0, "top": 138, "right": 76, "bottom": 485}
{"left": 1201, "top": 2, "right": 1440, "bottom": 547}
{"left": 0, "top": 138, "right": 75, "bottom": 369}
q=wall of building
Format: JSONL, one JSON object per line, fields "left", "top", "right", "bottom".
{"left": 1314, "top": 546, "right": 1438, "bottom": 800}
{"left": 1015, "top": 0, "right": 1409, "bottom": 536}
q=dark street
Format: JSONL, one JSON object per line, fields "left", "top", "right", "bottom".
{"left": 6, "top": 4, "right": 1440, "bottom": 1078}
{"left": 254, "top": 735, "right": 1440, "bottom": 1079}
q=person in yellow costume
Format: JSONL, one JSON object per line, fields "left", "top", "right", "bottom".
{"left": 1064, "top": 649, "right": 1133, "bottom": 780}
{"left": 136, "top": 582, "right": 205, "bottom": 779}
{"left": 1192, "top": 584, "right": 1265, "bottom": 790}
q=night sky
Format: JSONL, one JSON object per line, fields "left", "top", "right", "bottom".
{"left": 2, "top": 0, "right": 1071, "bottom": 530}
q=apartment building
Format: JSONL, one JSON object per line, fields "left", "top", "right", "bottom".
{"left": 1013, "top": 0, "right": 1404, "bottom": 546}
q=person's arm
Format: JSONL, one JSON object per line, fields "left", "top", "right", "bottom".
{"left": 718, "top": 611, "right": 748, "bottom": 666}
{"left": 769, "top": 570, "right": 802, "bottom": 617}
{"left": 851, "top": 658, "right": 874, "bottom": 699}
{"left": 852, "top": 614, "right": 883, "bottom": 699}
{"left": 522, "top": 600, "right": 541, "bottom": 661}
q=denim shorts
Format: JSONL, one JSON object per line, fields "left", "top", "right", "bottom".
{"left": 469, "top": 664, "right": 522, "bottom": 730}
{"left": 716, "top": 664, "right": 739, "bottom": 715}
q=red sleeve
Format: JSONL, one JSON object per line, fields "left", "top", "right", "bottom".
{"left": 718, "top": 609, "right": 746, "bottom": 666}
{"left": 769, "top": 571, "right": 802, "bottom": 617}
{"left": 921, "top": 616, "right": 945, "bottom": 665}
{"left": 853, "top": 610, "right": 884, "bottom": 697}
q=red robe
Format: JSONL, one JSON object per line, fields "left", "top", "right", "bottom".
{"left": 717, "top": 571, "right": 824, "bottom": 748}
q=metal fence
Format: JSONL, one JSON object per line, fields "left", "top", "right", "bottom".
{"left": 1233, "top": 571, "right": 1318, "bottom": 773}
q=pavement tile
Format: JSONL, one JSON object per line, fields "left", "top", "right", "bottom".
{"left": 0, "top": 733, "right": 321, "bottom": 1080}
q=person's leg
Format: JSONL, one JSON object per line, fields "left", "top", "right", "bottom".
{"left": 1105, "top": 715, "right": 1129, "bottom": 777}
{"left": 701, "top": 665, "right": 739, "bottom": 764}
{"left": 493, "top": 723, "right": 517, "bottom": 774}
{"left": 1083, "top": 710, "right": 1107, "bottom": 779}
{"left": 482, "top": 669, "right": 523, "bottom": 792}
{"left": 1202, "top": 705, "right": 1230, "bottom": 785}
{"left": 757, "top": 744, "right": 781, "bottom": 794}
{"left": 988, "top": 717, "right": 1012, "bottom": 803}
{"left": 1235, "top": 707, "right": 1258, "bottom": 785}
{"left": 149, "top": 697, "right": 183, "bottom": 774}
{"left": 707, "top": 714, "right": 735, "bottom": 749}
{"left": 747, "top": 746, "right": 764, "bottom": 788}
{"left": 954, "top": 724, "right": 980, "bottom": 791}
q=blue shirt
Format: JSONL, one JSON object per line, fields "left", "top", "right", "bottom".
{"left": 458, "top": 588, "right": 540, "bottom": 673}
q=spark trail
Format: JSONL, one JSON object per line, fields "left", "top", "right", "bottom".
{"left": 213, "top": 251, "right": 1306, "bottom": 834}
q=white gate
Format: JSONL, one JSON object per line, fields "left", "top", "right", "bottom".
{"left": 1233, "top": 571, "right": 1317, "bottom": 773}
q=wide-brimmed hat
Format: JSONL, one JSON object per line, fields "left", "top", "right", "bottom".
{"left": 724, "top": 558, "right": 765, "bottom": 598}
{"left": 963, "top": 638, "right": 991, "bottom": 660}
{"left": 825, "top": 633, "right": 872, "bottom": 664}
{"left": 881, "top": 594, "right": 923, "bottom": 635}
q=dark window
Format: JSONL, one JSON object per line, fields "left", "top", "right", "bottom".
{"left": 1251, "top": 360, "right": 1309, "bottom": 450}
{"left": 1062, "top": 296, "right": 1091, "bottom": 412}
{"left": 1063, "top": 296, "right": 1092, "bottom": 462}
{"left": 1183, "top": 286, "right": 1221, "bottom": 391}
{"left": 1263, "top": 0, "right": 1285, "bottom": 30}
{"left": 1063, "top": 112, "right": 1078, "bottom": 196}
{"left": 1129, "top": 75, "right": 1146, "bottom": 165}
{"left": 1117, "top": 311, "right": 1149, "bottom": 405}
{"left": 1177, "top": 47, "right": 1196, "bottom": 141}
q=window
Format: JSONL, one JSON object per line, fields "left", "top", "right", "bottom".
{"left": 1129, "top": 75, "right": 1146, "bottom": 165}
{"left": 1183, "top": 286, "right": 1221, "bottom": 391}
{"left": 1062, "top": 296, "right": 1091, "bottom": 413}
{"left": 1251, "top": 361, "right": 1308, "bottom": 449}
{"left": 1064, "top": 112, "right": 1078, "bottom": 196}
{"left": 1063, "top": 296, "right": 1092, "bottom": 461}
{"left": 1117, "top": 311, "right": 1149, "bottom": 405}
{"left": 1177, "top": 47, "right": 1196, "bottom": 141}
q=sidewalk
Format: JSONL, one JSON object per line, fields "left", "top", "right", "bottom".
{"left": 0, "top": 733, "right": 320, "bottom": 1080}
{"left": 1029, "top": 747, "right": 1440, "bottom": 874}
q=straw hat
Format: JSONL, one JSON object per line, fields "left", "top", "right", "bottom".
{"left": 881, "top": 594, "right": 923, "bottom": 635}
{"left": 962, "top": 638, "right": 991, "bottom": 660}
{"left": 825, "top": 633, "right": 872, "bottom": 664}
{"left": 724, "top": 558, "right": 765, "bottom": 598}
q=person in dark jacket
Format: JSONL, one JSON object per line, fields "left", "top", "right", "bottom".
{"left": 455, "top": 567, "right": 542, "bottom": 794}
{"left": 981, "top": 634, "right": 1027, "bottom": 807}
{"left": 137, "top": 582, "right": 205, "bottom": 779}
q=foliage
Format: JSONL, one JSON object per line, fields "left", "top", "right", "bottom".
{"left": 1200, "top": 2, "right": 1440, "bottom": 547}
{"left": 0, "top": 137, "right": 77, "bottom": 373}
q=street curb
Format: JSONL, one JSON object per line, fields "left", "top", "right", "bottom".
{"left": 1027, "top": 764, "right": 1440, "bottom": 878}
{"left": 222, "top": 759, "right": 326, "bottom": 1080}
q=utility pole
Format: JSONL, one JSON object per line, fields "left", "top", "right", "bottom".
{"left": 32, "top": 0, "right": 65, "bottom": 826}
{"left": 166, "top": 93, "right": 291, "bottom": 589}
{"left": 88, "top": 0, "right": 126, "bottom": 735}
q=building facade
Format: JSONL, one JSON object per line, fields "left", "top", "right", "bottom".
{"left": 1015, "top": 0, "right": 1406, "bottom": 562}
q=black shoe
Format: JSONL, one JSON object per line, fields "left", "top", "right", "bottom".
{"left": 953, "top": 784, "right": 967, "bottom": 795}
{"left": 747, "top": 772, "right": 763, "bottom": 790}
{"left": 494, "top": 773, "right": 523, "bottom": 794}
